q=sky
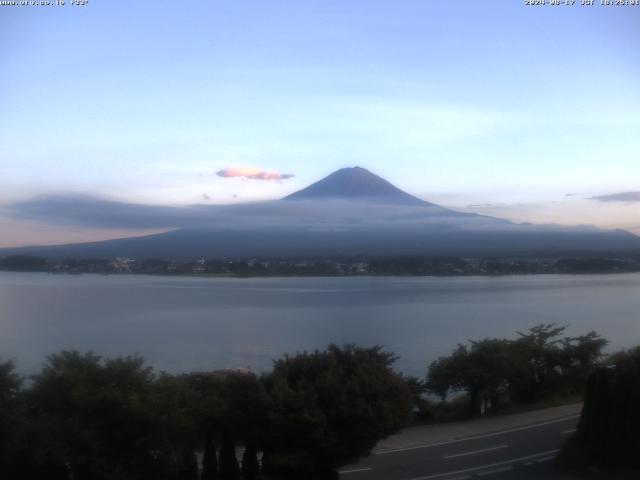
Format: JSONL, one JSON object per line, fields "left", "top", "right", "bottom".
{"left": 1, "top": 0, "right": 639, "bottom": 246}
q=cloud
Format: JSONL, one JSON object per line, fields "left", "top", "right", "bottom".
{"left": 216, "top": 166, "right": 294, "bottom": 181}
{"left": 5, "top": 196, "right": 194, "bottom": 229}
{"left": 458, "top": 197, "right": 640, "bottom": 236}
{"left": 9, "top": 193, "right": 628, "bottom": 245}
{"left": 466, "top": 203, "right": 509, "bottom": 209}
{"left": 5, "top": 194, "right": 519, "bottom": 233}
{"left": 590, "top": 192, "right": 640, "bottom": 203}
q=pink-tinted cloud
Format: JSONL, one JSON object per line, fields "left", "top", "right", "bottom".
{"left": 216, "top": 166, "right": 294, "bottom": 181}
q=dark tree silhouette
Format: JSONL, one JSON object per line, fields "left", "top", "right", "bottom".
{"left": 201, "top": 433, "right": 218, "bottom": 480}
{"left": 561, "top": 346, "right": 640, "bottom": 470}
{"left": 25, "top": 351, "right": 197, "bottom": 480}
{"left": 218, "top": 430, "right": 240, "bottom": 480}
{"left": 176, "top": 450, "right": 199, "bottom": 480}
{"left": 427, "top": 324, "right": 608, "bottom": 414}
{"left": 262, "top": 344, "right": 411, "bottom": 477}
{"left": 241, "top": 441, "right": 260, "bottom": 480}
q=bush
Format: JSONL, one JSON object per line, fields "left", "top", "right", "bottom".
{"left": 565, "top": 347, "right": 640, "bottom": 470}
{"left": 262, "top": 344, "right": 412, "bottom": 477}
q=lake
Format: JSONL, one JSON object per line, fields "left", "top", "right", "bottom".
{"left": 1, "top": 272, "right": 639, "bottom": 376}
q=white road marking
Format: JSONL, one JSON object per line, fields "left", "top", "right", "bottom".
{"left": 477, "top": 466, "right": 513, "bottom": 476}
{"left": 376, "top": 415, "right": 579, "bottom": 455}
{"left": 443, "top": 445, "right": 508, "bottom": 460}
{"left": 405, "top": 449, "right": 560, "bottom": 480}
{"left": 561, "top": 428, "right": 577, "bottom": 435}
{"left": 339, "top": 467, "right": 372, "bottom": 474}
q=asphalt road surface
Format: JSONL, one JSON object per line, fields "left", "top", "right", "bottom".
{"left": 339, "top": 414, "right": 580, "bottom": 480}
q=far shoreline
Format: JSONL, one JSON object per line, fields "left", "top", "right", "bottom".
{"left": 2, "top": 270, "right": 640, "bottom": 280}
{"left": 2, "top": 252, "right": 640, "bottom": 278}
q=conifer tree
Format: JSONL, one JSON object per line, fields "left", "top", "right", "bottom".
{"left": 201, "top": 433, "right": 218, "bottom": 480}
{"left": 241, "top": 441, "right": 259, "bottom": 480}
{"left": 218, "top": 430, "right": 240, "bottom": 480}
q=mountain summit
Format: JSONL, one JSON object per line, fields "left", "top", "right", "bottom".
{"left": 283, "top": 166, "right": 430, "bottom": 205}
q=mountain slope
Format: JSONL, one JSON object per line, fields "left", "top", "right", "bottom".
{"left": 5, "top": 225, "right": 640, "bottom": 260}
{"left": 283, "top": 166, "right": 431, "bottom": 205}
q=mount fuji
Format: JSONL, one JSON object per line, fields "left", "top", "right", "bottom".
{"left": 4, "top": 167, "right": 640, "bottom": 259}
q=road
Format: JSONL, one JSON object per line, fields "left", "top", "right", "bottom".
{"left": 339, "top": 408, "right": 582, "bottom": 480}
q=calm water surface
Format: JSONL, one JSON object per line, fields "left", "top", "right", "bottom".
{"left": 1, "top": 272, "right": 639, "bottom": 375}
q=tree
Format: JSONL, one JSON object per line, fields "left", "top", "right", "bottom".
{"left": 425, "top": 354, "right": 457, "bottom": 402}
{"left": 510, "top": 324, "right": 567, "bottom": 402}
{"left": 0, "top": 360, "right": 21, "bottom": 403}
{"left": 0, "top": 361, "right": 23, "bottom": 475}
{"left": 201, "top": 433, "right": 218, "bottom": 480}
{"left": 27, "top": 351, "right": 187, "bottom": 480}
{"left": 427, "top": 340, "right": 514, "bottom": 414}
{"left": 559, "top": 331, "right": 608, "bottom": 388}
{"left": 0, "top": 255, "right": 48, "bottom": 272}
{"left": 561, "top": 346, "right": 640, "bottom": 470}
{"left": 405, "top": 376, "right": 427, "bottom": 400}
{"left": 216, "top": 372, "right": 268, "bottom": 446}
{"left": 241, "top": 441, "right": 260, "bottom": 480}
{"left": 262, "top": 344, "right": 411, "bottom": 478}
{"left": 176, "top": 450, "right": 199, "bottom": 480}
{"left": 511, "top": 324, "right": 607, "bottom": 403}
{"left": 427, "top": 324, "right": 609, "bottom": 414}
{"left": 151, "top": 373, "right": 201, "bottom": 478}
{"left": 218, "top": 429, "right": 240, "bottom": 480}
{"left": 184, "top": 370, "right": 267, "bottom": 479}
